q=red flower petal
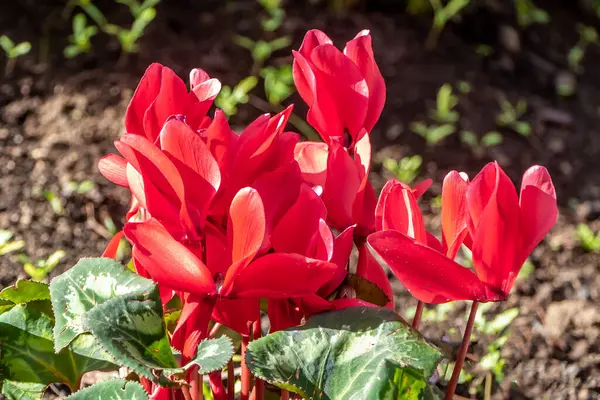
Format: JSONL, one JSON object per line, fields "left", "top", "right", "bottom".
{"left": 367, "top": 230, "right": 498, "bottom": 304}
{"left": 468, "top": 163, "right": 520, "bottom": 292}
{"left": 125, "top": 63, "right": 163, "bottom": 138}
{"left": 221, "top": 253, "right": 337, "bottom": 299}
{"left": 125, "top": 219, "right": 216, "bottom": 295}
{"left": 227, "top": 187, "right": 266, "bottom": 267}
{"left": 323, "top": 142, "right": 361, "bottom": 230}
{"left": 101, "top": 231, "right": 124, "bottom": 259}
{"left": 379, "top": 182, "right": 427, "bottom": 244}
{"left": 202, "top": 109, "right": 237, "bottom": 171}
{"left": 212, "top": 298, "right": 259, "bottom": 336}
{"left": 142, "top": 67, "right": 190, "bottom": 143}
{"left": 272, "top": 183, "right": 327, "bottom": 256}
{"left": 352, "top": 130, "right": 376, "bottom": 233}
{"left": 311, "top": 44, "right": 369, "bottom": 140}
{"left": 98, "top": 154, "right": 129, "bottom": 187}
{"left": 171, "top": 297, "right": 215, "bottom": 360}
{"left": 441, "top": 170, "right": 470, "bottom": 259}
{"left": 356, "top": 241, "right": 394, "bottom": 309}
{"left": 514, "top": 166, "right": 557, "bottom": 280}
{"left": 344, "top": 30, "right": 386, "bottom": 133}
{"left": 294, "top": 141, "right": 329, "bottom": 188}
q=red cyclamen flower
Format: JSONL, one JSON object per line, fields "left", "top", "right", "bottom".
{"left": 293, "top": 30, "right": 385, "bottom": 147}
{"left": 367, "top": 162, "right": 558, "bottom": 304}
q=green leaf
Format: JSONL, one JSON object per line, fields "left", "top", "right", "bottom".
{"left": 0, "top": 301, "right": 116, "bottom": 394}
{"left": 65, "top": 379, "right": 148, "bottom": 399}
{"left": 481, "top": 131, "right": 503, "bottom": 147}
{"left": 11, "top": 42, "right": 31, "bottom": 57}
{"left": 50, "top": 257, "right": 156, "bottom": 352}
{"left": 1, "top": 381, "right": 46, "bottom": 400}
{"left": 373, "top": 361, "right": 444, "bottom": 400}
{"left": 246, "top": 307, "right": 443, "bottom": 400}
{"left": 51, "top": 257, "right": 233, "bottom": 385}
{"left": 483, "top": 308, "right": 519, "bottom": 335}
{"left": 0, "top": 35, "right": 15, "bottom": 52}
{"left": 184, "top": 336, "right": 234, "bottom": 375}
{"left": 0, "top": 280, "right": 50, "bottom": 305}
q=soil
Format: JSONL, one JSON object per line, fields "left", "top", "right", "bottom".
{"left": 1, "top": 0, "right": 599, "bottom": 399}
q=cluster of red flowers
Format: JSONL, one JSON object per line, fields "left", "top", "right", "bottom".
{"left": 99, "top": 29, "right": 558, "bottom": 398}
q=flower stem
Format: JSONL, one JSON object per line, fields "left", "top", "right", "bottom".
{"left": 251, "top": 320, "right": 264, "bottom": 400}
{"left": 227, "top": 360, "right": 235, "bottom": 400}
{"left": 281, "top": 390, "right": 290, "bottom": 400}
{"left": 182, "top": 385, "right": 193, "bottom": 400}
{"left": 411, "top": 300, "right": 424, "bottom": 329}
{"left": 241, "top": 335, "right": 251, "bottom": 400}
{"left": 445, "top": 301, "right": 479, "bottom": 400}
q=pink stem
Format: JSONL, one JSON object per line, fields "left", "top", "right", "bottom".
{"left": 412, "top": 300, "right": 425, "bottom": 329}
{"left": 241, "top": 335, "right": 251, "bottom": 400}
{"left": 227, "top": 360, "right": 235, "bottom": 400}
{"left": 445, "top": 301, "right": 479, "bottom": 400}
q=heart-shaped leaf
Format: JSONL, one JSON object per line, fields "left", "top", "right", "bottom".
{"left": 65, "top": 379, "right": 148, "bottom": 399}
{"left": 246, "top": 306, "right": 443, "bottom": 400}
{"left": 50, "top": 257, "right": 155, "bottom": 352}
{"left": 0, "top": 280, "right": 50, "bottom": 305}
{"left": 0, "top": 301, "right": 117, "bottom": 399}
{"left": 51, "top": 257, "right": 233, "bottom": 386}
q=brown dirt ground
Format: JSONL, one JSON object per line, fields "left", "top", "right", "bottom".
{"left": 1, "top": 0, "right": 599, "bottom": 399}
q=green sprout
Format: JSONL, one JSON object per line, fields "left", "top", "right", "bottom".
{"left": 411, "top": 122, "right": 455, "bottom": 145}
{"left": 0, "top": 230, "right": 25, "bottom": 256}
{"left": 235, "top": 35, "right": 291, "bottom": 74}
{"left": 568, "top": 25, "right": 599, "bottom": 73}
{"left": 496, "top": 98, "right": 531, "bottom": 136}
{"left": 515, "top": 0, "right": 550, "bottom": 28}
{"left": 17, "top": 250, "right": 66, "bottom": 281}
{"left": 260, "top": 65, "right": 294, "bottom": 106}
{"left": 577, "top": 223, "right": 600, "bottom": 252}
{"left": 116, "top": 0, "right": 159, "bottom": 19}
{"left": 215, "top": 76, "right": 259, "bottom": 117}
{"left": 0, "top": 35, "right": 31, "bottom": 75}
{"left": 383, "top": 155, "right": 423, "bottom": 184}
{"left": 64, "top": 13, "right": 98, "bottom": 58}
{"left": 460, "top": 130, "right": 503, "bottom": 157}
{"left": 65, "top": 179, "right": 96, "bottom": 195}
{"left": 431, "top": 83, "right": 459, "bottom": 123}
{"left": 259, "top": 0, "right": 285, "bottom": 32}
{"left": 116, "top": 7, "right": 156, "bottom": 53}
{"left": 42, "top": 190, "right": 64, "bottom": 216}
{"left": 426, "top": 0, "right": 470, "bottom": 48}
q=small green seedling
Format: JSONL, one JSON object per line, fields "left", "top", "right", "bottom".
{"left": 259, "top": 0, "right": 285, "bottom": 32}
{"left": 460, "top": 130, "right": 503, "bottom": 157}
{"left": 496, "top": 98, "right": 531, "bottom": 136}
{"left": 456, "top": 80, "right": 472, "bottom": 94}
{"left": 0, "top": 230, "right": 25, "bottom": 256}
{"left": 383, "top": 155, "right": 423, "bottom": 184}
{"left": 0, "top": 35, "right": 31, "bottom": 75}
{"left": 431, "top": 84, "right": 459, "bottom": 124}
{"left": 577, "top": 223, "right": 600, "bottom": 252}
{"left": 64, "top": 13, "right": 98, "bottom": 58}
{"left": 568, "top": 25, "right": 599, "bottom": 73}
{"left": 411, "top": 122, "right": 456, "bottom": 145}
{"left": 65, "top": 179, "right": 96, "bottom": 195}
{"left": 42, "top": 190, "right": 64, "bottom": 216}
{"left": 426, "top": 0, "right": 470, "bottom": 48}
{"left": 116, "top": 7, "right": 156, "bottom": 53}
{"left": 235, "top": 36, "right": 291, "bottom": 73}
{"left": 17, "top": 250, "right": 66, "bottom": 281}
{"left": 475, "top": 44, "right": 494, "bottom": 57}
{"left": 261, "top": 65, "right": 294, "bottom": 106}
{"left": 215, "top": 76, "right": 259, "bottom": 117}
{"left": 514, "top": 0, "right": 549, "bottom": 28}
{"left": 116, "top": 0, "right": 159, "bottom": 19}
